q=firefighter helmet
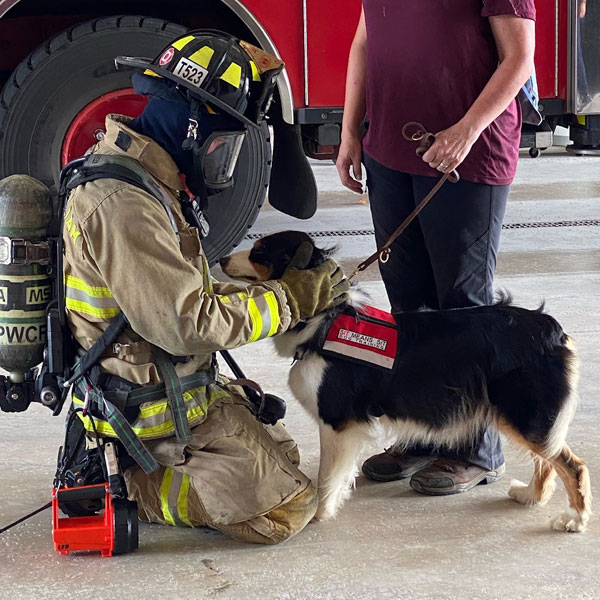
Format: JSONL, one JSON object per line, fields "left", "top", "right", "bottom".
{"left": 115, "top": 29, "right": 284, "bottom": 129}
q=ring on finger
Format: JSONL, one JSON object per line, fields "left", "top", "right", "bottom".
{"left": 438, "top": 161, "right": 447, "bottom": 170}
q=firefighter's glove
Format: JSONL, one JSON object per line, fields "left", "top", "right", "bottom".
{"left": 280, "top": 255, "right": 349, "bottom": 327}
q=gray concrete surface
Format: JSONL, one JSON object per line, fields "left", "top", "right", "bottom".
{"left": 1, "top": 150, "right": 599, "bottom": 600}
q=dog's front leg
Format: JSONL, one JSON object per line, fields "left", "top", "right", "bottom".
{"left": 314, "top": 422, "right": 366, "bottom": 521}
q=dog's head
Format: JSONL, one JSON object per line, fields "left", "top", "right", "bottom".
{"left": 220, "top": 231, "right": 333, "bottom": 282}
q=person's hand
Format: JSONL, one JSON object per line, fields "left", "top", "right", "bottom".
{"left": 336, "top": 133, "right": 364, "bottom": 194}
{"left": 421, "top": 121, "right": 480, "bottom": 174}
{"left": 579, "top": 0, "right": 586, "bottom": 19}
{"left": 280, "top": 256, "right": 349, "bottom": 326}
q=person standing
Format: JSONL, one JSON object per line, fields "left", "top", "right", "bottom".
{"left": 336, "top": 1, "right": 536, "bottom": 495}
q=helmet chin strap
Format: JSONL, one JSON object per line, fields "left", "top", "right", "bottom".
{"left": 180, "top": 98, "right": 211, "bottom": 238}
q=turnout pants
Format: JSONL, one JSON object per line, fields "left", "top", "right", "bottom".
{"left": 124, "top": 394, "right": 317, "bottom": 544}
{"left": 364, "top": 152, "right": 508, "bottom": 470}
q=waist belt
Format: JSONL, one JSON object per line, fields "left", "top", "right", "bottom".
{"left": 78, "top": 368, "right": 217, "bottom": 410}
{"left": 75, "top": 361, "right": 218, "bottom": 475}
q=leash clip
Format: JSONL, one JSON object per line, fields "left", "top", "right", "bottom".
{"left": 379, "top": 248, "right": 391, "bottom": 264}
{"left": 82, "top": 384, "right": 91, "bottom": 417}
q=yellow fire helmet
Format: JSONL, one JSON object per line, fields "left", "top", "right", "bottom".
{"left": 115, "top": 29, "right": 285, "bottom": 129}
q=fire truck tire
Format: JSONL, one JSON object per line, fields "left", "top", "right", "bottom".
{"left": 0, "top": 16, "right": 270, "bottom": 264}
{"left": 529, "top": 147, "right": 541, "bottom": 158}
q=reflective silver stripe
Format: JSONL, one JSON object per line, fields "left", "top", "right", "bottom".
{"left": 252, "top": 294, "right": 272, "bottom": 340}
{"left": 73, "top": 385, "right": 227, "bottom": 439}
{"left": 65, "top": 287, "right": 120, "bottom": 309}
{"left": 248, "top": 291, "right": 280, "bottom": 342}
{"left": 167, "top": 470, "right": 192, "bottom": 527}
{"left": 322, "top": 340, "right": 395, "bottom": 369}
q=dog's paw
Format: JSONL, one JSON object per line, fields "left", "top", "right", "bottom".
{"left": 313, "top": 502, "right": 336, "bottom": 522}
{"left": 508, "top": 480, "right": 536, "bottom": 506}
{"left": 552, "top": 508, "right": 588, "bottom": 533}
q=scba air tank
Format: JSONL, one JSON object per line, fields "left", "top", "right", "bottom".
{"left": 0, "top": 175, "right": 53, "bottom": 382}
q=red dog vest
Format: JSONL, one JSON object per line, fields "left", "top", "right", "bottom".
{"left": 321, "top": 305, "right": 398, "bottom": 370}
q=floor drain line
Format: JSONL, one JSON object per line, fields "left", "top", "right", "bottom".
{"left": 246, "top": 220, "right": 600, "bottom": 240}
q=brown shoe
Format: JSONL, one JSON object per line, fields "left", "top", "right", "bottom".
{"left": 362, "top": 450, "right": 436, "bottom": 482}
{"left": 410, "top": 458, "right": 505, "bottom": 495}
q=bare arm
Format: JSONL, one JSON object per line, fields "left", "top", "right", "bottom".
{"left": 336, "top": 8, "right": 367, "bottom": 193}
{"left": 423, "top": 14, "right": 536, "bottom": 173}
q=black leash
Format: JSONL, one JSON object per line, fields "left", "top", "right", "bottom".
{"left": 0, "top": 501, "right": 52, "bottom": 534}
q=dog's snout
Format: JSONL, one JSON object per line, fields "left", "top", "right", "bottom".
{"left": 219, "top": 256, "right": 230, "bottom": 268}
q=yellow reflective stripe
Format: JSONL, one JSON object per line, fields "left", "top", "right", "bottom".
{"left": 247, "top": 297, "right": 262, "bottom": 342}
{"left": 249, "top": 60, "right": 261, "bottom": 82}
{"left": 264, "top": 291, "right": 280, "bottom": 337}
{"left": 172, "top": 35, "right": 195, "bottom": 51}
{"left": 160, "top": 468, "right": 193, "bottom": 528}
{"left": 202, "top": 256, "right": 213, "bottom": 294}
{"left": 65, "top": 298, "right": 121, "bottom": 319}
{"left": 220, "top": 62, "right": 242, "bottom": 88}
{"left": 65, "top": 276, "right": 113, "bottom": 298}
{"left": 65, "top": 276, "right": 119, "bottom": 318}
{"left": 73, "top": 387, "right": 228, "bottom": 438}
{"left": 138, "top": 386, "right": 210, "bottom": 418}
{"left": 160, "top": 468, "right": 176, "bottom": 526}
{"left": 188, "top": 46, "right": 214, "bottom": 68}
{"left": 143, "top": 69, "right": 161, "bottom": 78}
{"left": 217, "top": 291, "right": 249, "bottom": 304}
{"left": 248, "top": 292, "right": 280, "bottom": 342}
{"left": 177, "top": 474, "right": 193, "bottom": 527}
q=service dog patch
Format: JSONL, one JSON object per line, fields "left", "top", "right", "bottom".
{"left": 322, "top": 305, "right": 397, "bottom": 370}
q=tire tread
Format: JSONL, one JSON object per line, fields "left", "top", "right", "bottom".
{"left": 0, "top": 15, "right": 267, "bottom": 262}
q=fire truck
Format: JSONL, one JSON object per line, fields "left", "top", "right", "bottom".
{"left": 0, "top": 0, "right": 597, "bottom": 262}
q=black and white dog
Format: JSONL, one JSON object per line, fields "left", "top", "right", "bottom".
{"left": 220, "top": 231, "right": 591, "bottom": 531}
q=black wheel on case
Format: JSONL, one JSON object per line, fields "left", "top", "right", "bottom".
{"left": 0, "top": 16, "right": 270, "bottom": 264}
{"left": 112, "top": 499, "right": 139, "bottom": 555}
{"left": 529, "top": 147, "right": 541, "bottom": 158}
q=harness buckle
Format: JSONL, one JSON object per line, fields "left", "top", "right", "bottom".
{"left": 112, "top": 343, "right": 131, "bottom": 355}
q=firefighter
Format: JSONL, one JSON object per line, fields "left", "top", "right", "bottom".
{"left": 62, "top": 31, "right": 348, "bottom": 544}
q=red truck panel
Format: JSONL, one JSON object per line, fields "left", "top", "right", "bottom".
{"left": 306, "top": 0, "right": 361, "bottom": 107}
{"left": 240, "top": 0, "right": 306, "bottom": 107}
{"left": 303, "top": 0, "right": 563, "bottom": 109}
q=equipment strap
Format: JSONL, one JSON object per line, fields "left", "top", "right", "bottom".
{"left": 75, "top": 368, "right": 217, "bottom": 410}
{"left": 152, "top": 345, "right": 193, "bottom": 443}
{"left": 84, "top": 386, "right": 159, "bottom": 475}
{"left": 63, "top": 311, "right": 130, "bottom": 388}
{"left": 74, "top": 366, "right": 216, "bottom": 473}
{"left": 64, "top": 154, "right": 181, "bottom": 239}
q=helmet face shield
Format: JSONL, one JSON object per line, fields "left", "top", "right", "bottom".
{"left": 199, "top": 131, "right": 246, "bottom": 189}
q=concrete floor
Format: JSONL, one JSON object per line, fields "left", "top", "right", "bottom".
{"left": 1, "top": 149, "right": 599, "bottom": 600}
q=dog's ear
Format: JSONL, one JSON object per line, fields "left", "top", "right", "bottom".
{"left": 286, "top": 241, "right": 313, "bottom": 270}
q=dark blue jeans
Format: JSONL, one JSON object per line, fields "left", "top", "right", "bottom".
{"left": 364, "top": 152, "right": 508, "bottom": 470}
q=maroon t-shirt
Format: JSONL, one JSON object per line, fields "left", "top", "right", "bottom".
{"left": 362, "top": 0, "right": 536, "bottom": 185}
